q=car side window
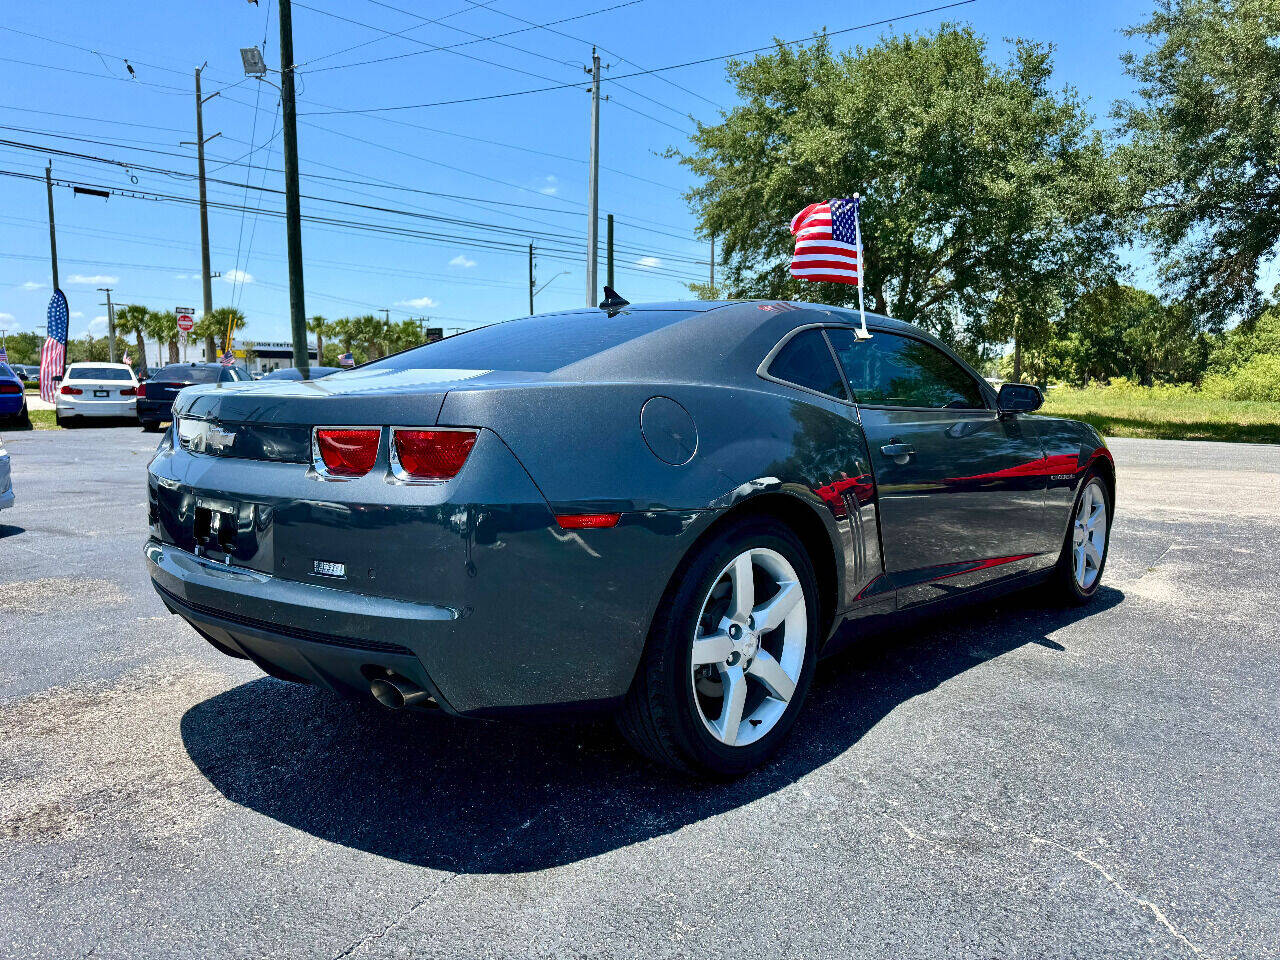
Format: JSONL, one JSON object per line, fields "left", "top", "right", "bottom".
{"left": 826, "top": 328, "right": 985, "bottom": 409}
{"left": 767, "top": 328, "right": 848, "bottom": 401}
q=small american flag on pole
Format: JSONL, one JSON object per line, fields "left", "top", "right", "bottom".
{"left": 219, "top": 349, "right": 236, "bottom": 367}
{"left": 40, "top": 289, "right": 69, "bottom": 402}
{"left": 338, "top": 352, "right": 355, "bottom": 368}
{"left": 790, "top": 197, "right": 862, "bottom": 284}
{"left": 790, "top": 195, "right": 871, "bottom": 338}
{"left": 0, "top": 346, "right": 8, "bottom": 364}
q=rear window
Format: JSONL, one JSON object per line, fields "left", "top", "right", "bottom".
{"left": 151, "top": 365, "right": 221, "bottom": 384}
{"left": 364, "top": 311, "right": 692, "bottom": 374}
{"left": 767, "top": 329, "right": 848, "bottom": 400}
{"left": 65, "top": 366, "right": 133, "bottom": 381}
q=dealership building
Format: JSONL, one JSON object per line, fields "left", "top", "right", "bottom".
{"left": 242, "top": 340, "right": 320, "bottom": 376}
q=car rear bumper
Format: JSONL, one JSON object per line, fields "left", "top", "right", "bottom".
{"left": 56, "top": 397, "right": 136, "bottom": 418}
{"left": 146, "top": 431, "right": 717, "bottom": 714}
{"left": 0, "top": 395, "right": 24, "bottom": 416}
{"left": 147, "top": 539, "right": 458, "bottom": 711}
{"left": 137, "top": 399, "right": 173, "bottom": 423}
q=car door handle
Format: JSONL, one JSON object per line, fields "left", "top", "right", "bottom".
{"left": 880, "top": 443, "right": 915, "bottom": 459}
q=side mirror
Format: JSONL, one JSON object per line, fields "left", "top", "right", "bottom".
{"left": 997, "top": 382, "right": 1043, "bottom": 413}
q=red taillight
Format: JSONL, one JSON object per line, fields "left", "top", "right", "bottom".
{"left": 0, "top": 382, "right": 20, "bottom": 395}
{"left": 315, "top": 428, "right": 381, "bottom": 476}
{"left": 121, "top": 386, "right": 137, "bottom": 396}
{"left": 60, "top": 385, "right": 83, "bottom": 395}
{"left": 393, "top": 429, "right": 477, "bottom": 480}
{"left": 555, "top": 513, "right": 621, "bottom": 529}
{"left": 136, "top": 383, "right": 147, "bottom": 397}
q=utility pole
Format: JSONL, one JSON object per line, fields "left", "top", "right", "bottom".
{"left": 279, "top": 0, "right": 309, "bottom": 377}
{"left": 710, "top": 234, "right": 715, "bottom": 294}
{"left": 98, "top": 288, "right": 117, "bottom": 363}
{"left": 379, "top": 308, "right": 390, "bottom": 325}
{"left": 45, "top": 163, "right": 59, "bottom": 292}
{"left": 191, "top": 65, "right": 221, "bottom": 358}
{"left": 585, "top": 48, "right": 601, "bottom": 306}
{"left": 606, "top": 214, "right": 614, "bottom": 290}
{"left": 528, "top": 242, "right": 535, "bottom": 315}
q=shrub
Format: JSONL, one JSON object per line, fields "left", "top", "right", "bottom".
{"left": 1203, "top": 354, "right": 1280, "bottom": 402}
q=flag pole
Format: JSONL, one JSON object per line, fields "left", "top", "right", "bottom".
{"left": 853, "top": 193, "right": 871, "bottom": 340}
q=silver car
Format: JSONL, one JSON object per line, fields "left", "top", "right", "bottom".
{"left": 0, "top": 437, "right": 13, "bottom": 510}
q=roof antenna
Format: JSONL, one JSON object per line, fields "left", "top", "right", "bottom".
{"left": 598, "top": 285, "right": 629, "bottom": 315}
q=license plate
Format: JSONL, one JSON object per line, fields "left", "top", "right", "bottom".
{"left": 94, "top": 389, "right": 109, "bottom": 397}
{"left": 194, "top": 504, "right": 238, "bottom": 554}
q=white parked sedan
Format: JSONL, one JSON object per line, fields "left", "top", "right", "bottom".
{"left": 55, "top": 362, "right": 139, "bottom": 426}
{"left": 0, "top": 437, "right": 12, "bottom": 510}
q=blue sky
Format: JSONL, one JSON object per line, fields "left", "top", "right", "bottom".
{"left": 0, "top": 0, "right": 1157, "bottom": 346}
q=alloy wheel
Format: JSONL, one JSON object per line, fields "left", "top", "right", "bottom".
{"left": 1072, "top": 479, "right": 1108, "bottom": 590}
{"left": 690, "top": 547, "right": 808, "bottom": 748}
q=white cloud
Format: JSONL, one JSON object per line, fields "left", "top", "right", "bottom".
{"left": 67, "top": 274, "right": 119, "bottom": 285}
{"left": 21, "top": 281, "right": 44, "bottom": 291}
{"left": 89, "top": 315, "right": 108, "bottom": 330}
{"left": 539, "top": 175, "right": 558, "bottom": 196}
{"left": 636, "top": 256, "right": 662, "bottom": 269}
{"left": 396, "top": 296, "right": 438, "bottom": 308}
{"left": 449, "top": 254, "right": 476, "bottom": 269}
{"left": 222, "top": 269, "right": 253, "bottom": 285}
{"left": 0, "top": 312, "right": 14, "bottom": 322}
{"left": 70, "top": 311, "right": 84, "bottom": 318}
{"left": 173, "top": 273, "right": 193, "bottom": 281}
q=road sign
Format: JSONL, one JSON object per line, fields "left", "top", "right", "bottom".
{"left": 176, "top": 308, "right": 195, "bottom": 333}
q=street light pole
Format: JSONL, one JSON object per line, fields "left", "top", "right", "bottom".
{"left": 98, "top": 287, "right": 117, "bottom": 363}
{"left": 585, "top": 48, "right": 601, "bottom": 306}
{"left": 45, "top": 163, "right": 59, "bottom": 292}
{"left": 278, "top": 0, "right": 309, "bottom": 377}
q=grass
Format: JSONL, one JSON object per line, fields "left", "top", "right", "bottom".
{"left": 1041, "top": 383, "right": 1280, "bottom": 444}
{"left": 29, "top": 410, "right": 58, "bottom": 430}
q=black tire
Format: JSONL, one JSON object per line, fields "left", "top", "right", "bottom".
{"left": 141, "top": 420, "right": 161, "bottom": 433}
{"left": 617, "top": 516, "right": 821, "bottom": 777}
{"left": 55, "top": 411, "right": 69, "bottom": 428}
{"left": 1047, "top": 469, "right": 1112, "bottom": 605}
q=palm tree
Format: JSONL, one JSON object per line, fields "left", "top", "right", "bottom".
{"left": 307, "top": 315, "right": 330, "bottom": 363}
{"left": 204, "top": 306, "right": 246, "bottom": 359}
{"left": 114, "top": 304, "right": 151, "bottom": 376}
{"left": 331, "top": 316, "right": 357, "bottom": 362}
{"left": 148, "top": 310, "right": 180, "bottom": 364}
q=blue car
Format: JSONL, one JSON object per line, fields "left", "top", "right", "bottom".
{"left": 0, "top": 364, "right": 30, "bottom": 428}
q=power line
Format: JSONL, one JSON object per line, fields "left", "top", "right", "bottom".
{"left": 0, "top": 168, "right": 711, "bottom": 283}
{"left": 302, "top": 0, "right": 645, "bottom": 74}
{"left": 294, "top": 0, "right": 579, "bottom": 86}
{"left": 303, "top": 1, "right": 977, "bottom": 114}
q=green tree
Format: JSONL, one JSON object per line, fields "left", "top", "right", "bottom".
{"left": 114, "top": 304, "right": 151, "bottom": 374}
{"left": 676, "top": 26, "right": 1123, "bottom": 362}
{"left": 1117, "top": 0, "right": 1280, "bottom": 327}
{"left": 1052, "top": 284, "right": 1208, "bottom": 386}
{"left": 202, "top": 306, "right": 246, "bottom": 357}
{"left": 149, "top": 310, "right": 180, "bottom": 364}
{"left": 1207, "top": 303, "right": 1280, "bottom": 375}
{"left": 3, "top": 331, "right": 42, "bottom": 366}
{"left": 307, "top": 315, "right": 331, "bottom": 362}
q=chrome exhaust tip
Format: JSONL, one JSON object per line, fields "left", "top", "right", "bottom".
{"left": 369, "top": 675, "right": 434, "bottom": 710}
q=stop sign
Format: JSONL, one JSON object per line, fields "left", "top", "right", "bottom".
{"left": 176, "top": 312, "right": 195, "bottom": 333}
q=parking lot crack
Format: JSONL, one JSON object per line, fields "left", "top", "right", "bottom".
{"left": 330, "top": 874, "right": 459, "bottom": 960}
{"left": 1024, "top": 833, "right": 1204, "bottom": 957}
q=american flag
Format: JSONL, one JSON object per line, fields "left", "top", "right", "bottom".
{"left": 40, "top": 289, "right": 69, "bottom": 402}
{"left": 338, "top": 352, "right": 354, "bottom": 368}
{"left": 790, "top": 197, "right": 862, "bottom": 285}
{"left": 122, "top": 349, "right": 132, "bottom": 366}
{"left": 219, "top": 349, "right": 235, "bottom": 367}
{"left": 0, "top": 345, "right": 7, "bottom": 363}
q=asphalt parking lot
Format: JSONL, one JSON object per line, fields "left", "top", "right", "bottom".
{"left": 0, "top": 427, "right": 1277, "bottom": 959}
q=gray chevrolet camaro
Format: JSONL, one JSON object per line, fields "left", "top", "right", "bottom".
{"left": 146, "top": 299, "right": 1114, "bottom": 776}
